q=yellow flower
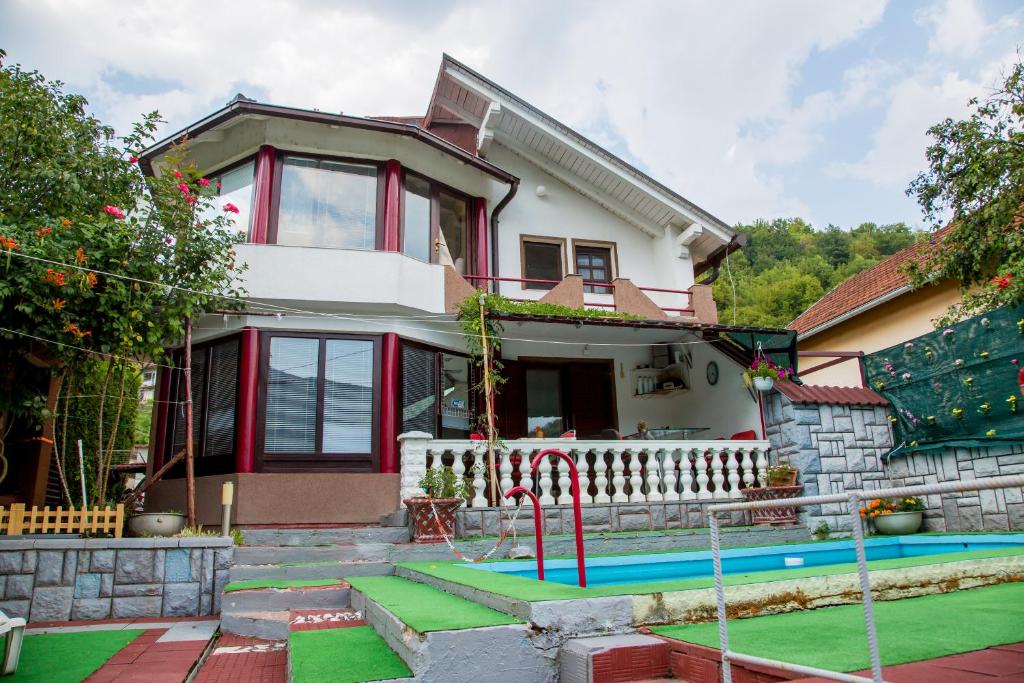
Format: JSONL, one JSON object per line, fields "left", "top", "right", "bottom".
{"left": 986, "top": 429, "right": 997, "bottom": 437}
{"left": 52, "top": 298, "right": 65, "bottom": 311}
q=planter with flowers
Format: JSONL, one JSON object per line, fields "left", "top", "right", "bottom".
{"left": 860, "top": 497, "right": 925, "bottom": 535}
{"left": 741, "top": 458, "right": 804, "bottom": 526}
{"left": 404, "top": 465, "right": 474, "bottom": 543}
{"left": 744, "top": 358, "right": 795, "bottom": 392}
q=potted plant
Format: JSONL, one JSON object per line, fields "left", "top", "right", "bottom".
{"left": 127, "top": 510, "right": 187, "bottom": 537}
{"left": 740, "top": 457, "right": 803, "bottom": 525}
{"left": 404, "top": 465, "right": 473, "bottom": 543}
{"left": 860, "top": 497, "right": 925, "bottom": 535}
{"left": 744, "top": 358, "right": 794, "bottom": 392}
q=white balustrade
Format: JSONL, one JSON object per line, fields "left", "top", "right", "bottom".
{"left": 398, "top": 435, "right": 772, "bottom": 509}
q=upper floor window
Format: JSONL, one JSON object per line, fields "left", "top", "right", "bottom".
{"left": 521, "top": 236, "right": 566, "bottom": 290}
{"left": 574, "top": 242, "right": 615, "bottom": 294}
{"left": 204, "top": 160, "right": 255, "bottom": 237}
{"left": 273, "top": 156, "right": 379, "bottom": 250}
{"left": 401, "top": 173, "right": 470, "bottom": 274}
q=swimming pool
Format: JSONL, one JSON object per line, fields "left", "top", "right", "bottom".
{"left": 468, "top": 534, "right": 1024, "bottom": 587}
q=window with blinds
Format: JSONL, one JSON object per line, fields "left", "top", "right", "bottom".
{"left": 265, "top": 337, "right": 319, "bottom": 453}
{"left": 323, "top": 340, "right": 374, "bottom": 453}
{"left": 166, "top": 337, "right": 239, "bottom": 466}
{"left": 171, "top": 352, "right": 206, "bottom": 456}
{"left": 402, "top": 345, "right": 437, "bottom": 435}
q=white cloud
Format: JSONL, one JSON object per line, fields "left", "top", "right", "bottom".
{"left": 916, "top": 0, "right": 990, "bottom": 57}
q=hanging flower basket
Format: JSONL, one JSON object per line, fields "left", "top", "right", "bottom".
{"left": 404, "top": 498, "right": 464, "bottom": 543}
{"left": 741, "top": 485, "right": 804, "bottom": 526}
{"left": 753, "top": 376, "right": 775, "bottom": 392}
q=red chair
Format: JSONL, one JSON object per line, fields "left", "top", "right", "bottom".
{"left": 730, "top": 430, "right": 757, "bottom": 440}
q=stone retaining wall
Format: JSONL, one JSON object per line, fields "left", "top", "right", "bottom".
{"left": 457, "top": 501, "right": 749, "bottom": 538}
{"left": 0, "top": 537, "right": 233, "bottom": 623}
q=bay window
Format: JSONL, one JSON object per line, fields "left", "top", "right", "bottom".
{"left": 401, "top": 344, "right": 473, "bottom": 439}
{"left": 401, "top": 173, "right": 471, "bottom": 274}
{"left": 204, "top": 160, "right": 256, "bottom": 238}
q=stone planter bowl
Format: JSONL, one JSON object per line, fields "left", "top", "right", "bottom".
{"left": 128, "top": 512, "right": 186, "bottom": 537}
{"left": 404, "top": 498, "right": 464, "bottom": 543}
{"left": 753, "top": 376, "right": 775, "bottom": 392}
{"left": 872, "top": 511, "right": 922, "bottom": 535}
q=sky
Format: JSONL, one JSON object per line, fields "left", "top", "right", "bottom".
{"left": 1, "top": 0, "right": 1021, "bottom": 231}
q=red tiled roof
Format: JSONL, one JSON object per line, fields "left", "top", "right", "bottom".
{"left": 789, "top": 228, "right": 952, "bottom": 337}
{"left": 777, "top": 382, "right": 889, "bottom": 406}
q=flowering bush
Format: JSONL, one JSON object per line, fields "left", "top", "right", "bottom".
{"left": 859, "top": 497, "right": 925, "bottom": 519}
{"left": 745, "top": 358, "right": 794, "bottom": 381}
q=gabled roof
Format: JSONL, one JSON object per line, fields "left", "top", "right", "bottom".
{"left": 425, "top": 55, "right": 735, "bottom": 253}
{"left": 789, "top": 228, "right": 952, "bottom": 339}
{"left": 777, "top": 383, "right": 888, "bottom": 407}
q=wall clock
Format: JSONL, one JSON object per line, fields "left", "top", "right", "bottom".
{"left": 706, "top": 361, "right": 719, "bottom": 385}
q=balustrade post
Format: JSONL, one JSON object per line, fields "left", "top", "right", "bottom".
{"left": 681, "top": 450, "right": 696, "bottom": 501}
{"left": 726, "top": 449, "right": 742, "bottom": 499}
{"left": 593, "top": 451, "right": 610, "bottom": 503}
{"left": 711, "top": 448, "right": 726, "bottom": 499}
{"left": 397, "top": 432, "right": 433, "bottom": 507}
{"left": 753, "top": 449, "right": 768, "bottom": 487}
{"left": 611, "top": 450, "right": 628, "bottom": 503}
{"left": 518, "top": 450, "right": 534, "bottom": 494}
{"left": 471, "top": 445, "right": 488, "bottom": 508}
{"left": 576, "top": 450, "right": 593, "bottom": 504}
{"left": 645, "top": 449, "right": 663, "bottom": 502}
{"left": 740, "top": 449, "right": 755, "bottom": 488}
{"left": 557, "top": 455, "right": 573, "bottom": 505}
{"left": 498, "top": 446, "right": 514, "bottom": 497}
{"left": 696, "top": 450, "right": 712, "bottom": 500}
{"left": 538, "top": 452, "right": 555, "bottom": 505}
{"left": 663, "top": 449, "right": 679, "bottom": 502}
{"left": 628, "top": 450, "right": 645, "bottom": 503}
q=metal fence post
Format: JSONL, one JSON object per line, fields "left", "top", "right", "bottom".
{"left": 848, "top": 493, "right": 883, "bottom": 683}
{"left": 709, "top": 510, "right": 732, "bottom": 683}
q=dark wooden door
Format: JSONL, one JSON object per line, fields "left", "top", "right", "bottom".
{"left": 567, "top": 361, "right": 616, "bottom": 438}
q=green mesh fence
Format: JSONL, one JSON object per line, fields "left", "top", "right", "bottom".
{"left": 863, "top": 303, "right": 1024, "bottom": 458}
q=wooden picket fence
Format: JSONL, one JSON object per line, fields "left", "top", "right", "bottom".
{"left": 0, "top": 503, "right": 125, "bottom": 537}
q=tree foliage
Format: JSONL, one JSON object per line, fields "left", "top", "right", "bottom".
{"left": 714, "top": 218, "right": 920, "bottom": 327}
{"left": 906, "top": 56, "right": 1024, "bottom": 324}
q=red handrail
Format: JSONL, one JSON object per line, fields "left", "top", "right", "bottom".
{"left": 503, "top": 486, "right": 544, "bottom": 581}
{"left": 531, "top": 449, "right": 587, "bottom": 587}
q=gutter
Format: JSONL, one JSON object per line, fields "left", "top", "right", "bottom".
{"left": 795, "top": 285, "right": 912, "bottom": 341}
{"left": 489, "top": 179, "right": 519, "bottom": 291}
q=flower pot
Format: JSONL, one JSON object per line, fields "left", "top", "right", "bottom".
{"left": 741, "top": 485, "right": 804, "bottom": 525}
{"left": 404, "top": 498, "right": 464, "bottom": 543}
{"left": 753, "top": 376, "right": 775, "bottom": 392}
{"left": 127, "top": 512, "right": 186, "bottom": 537}
{"left": 872, "top": 511, "right": 922, "bottom": 535}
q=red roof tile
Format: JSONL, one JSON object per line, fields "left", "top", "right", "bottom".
{"left": 789, "top": 228, "right": 952, "bottom": 337}
{"left": 777, "top": 383, "right": 889, "bottom": 406}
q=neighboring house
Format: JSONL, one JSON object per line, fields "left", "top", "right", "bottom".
{"left": 141, "top": 55, "right": 792, "bottom": 526}
{"left": 790, "top": 230, "right": 959, "bottom": 387}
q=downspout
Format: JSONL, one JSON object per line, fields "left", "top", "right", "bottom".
{"left": 489, "top": 179, "right": 519, "bottom": 293}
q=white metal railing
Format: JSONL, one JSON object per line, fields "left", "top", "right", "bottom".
{"left": 398, "top": 433, "right": 769, "bottom": 508}
{"left": 707, "top": 473, "right": 1024, "bottom": 683}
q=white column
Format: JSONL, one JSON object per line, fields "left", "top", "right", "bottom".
{"left": 556, "top": 455, "right": 573, "bottom": 505}
{"left": 696, "top": 450, "right": 712, "bottom": 500}
{"left": 645, "top": 449, "right": 663, "bottom": 502}
{"left": 451, "top": 447, "right": 467, "bottom": 500}
{"left": 518, "top": 450, "right": 533, "bottom": 494}
{"left": 611, "top": 449, "right": 628, "bottom": 503}
{"left": 498, "top": 446, "right": 514, "bottom": 497}
{"left": 740, "top": 448, "right": 755, "bottom": 488}
{"left": 471, "top": 446, "right": 487, "bottom": 508}
{"left": 397, "top": 432, "right": 432, "bottom": 505}
{"left": 576, "top": 450, "right": 593, "bottom": 504}
{"left": 628, "top": 450, "right": 645, "bottom": 503}
{"left": 680, "top": 450, "right": 696, "bottom": 501}
{"left": 538, "top": 452, "right": 555, "bottom": 505}
{"left": 593, "top": 451, "right": 610, "bottom": 504}
{"left": 726, "top": 449, "right": 742, "bottom": 499}
{"left": 663, "top": 449, "right": 680, "bottom": 502}
{"left": 753, "top": 449, "right": 768, "bottom": 486}
{"left": 711, "top": 448, "right": 726, "bottom": 499}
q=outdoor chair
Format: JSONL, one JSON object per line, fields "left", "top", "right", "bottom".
{"left": 0, "top": 609, "right": 25, "bottom": 675}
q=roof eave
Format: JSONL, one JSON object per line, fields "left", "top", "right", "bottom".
{"left": 794, "top": 285, "right": 913, "bottom": 341}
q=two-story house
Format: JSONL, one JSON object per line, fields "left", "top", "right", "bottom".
{"left": 142, "top": 56, "right": 795, "bottom": 526}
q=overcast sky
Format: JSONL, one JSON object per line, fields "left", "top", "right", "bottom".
{"left": 2, "top": 0, "right": 1021, "bottom": 230}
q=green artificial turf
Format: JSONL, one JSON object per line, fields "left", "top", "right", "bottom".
{"left": 11, "top": 629, "right": 144, "bottom": 682}
{"left": 346, "top": 575, "right": 519, "bottom": 633}
{"left": 289, "top": 626, "right": 412, "bottom": 683}
{"left": 651, "top": 582, "right": 1024, "bottom": 672}
{"left": 398, "top": 544, "right": 1024, "bottom": 602}
{"left": 223, "top": 578, "right": 343, "bottom": 592}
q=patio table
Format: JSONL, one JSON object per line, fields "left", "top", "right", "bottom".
{"left": 625, "top": 427, "right": 710, "bottom": 440}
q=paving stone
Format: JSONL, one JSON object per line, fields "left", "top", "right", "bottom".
{"left": 162, "top": 582, "right": 200, "bottom": 617}
{"left": 71, "top": 597, "right": 112, "bottom": 620}
{"left": 111, "top": 595, "right": 162, "bottom": 618}
{"left": 74, "top": 573, "right": 101, "bottom": 599}
{"left": 29, "top": 586, "right": 73, "bottom": 622}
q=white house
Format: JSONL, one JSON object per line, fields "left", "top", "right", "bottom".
{"left": 141, "top": 55, "right": 794, "bottom": 526}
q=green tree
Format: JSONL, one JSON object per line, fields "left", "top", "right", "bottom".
{"left": 906, "top": 56, "right": 1024, "bottom": 323}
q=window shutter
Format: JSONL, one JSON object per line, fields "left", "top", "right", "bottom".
{"left": 402, "top": 346, "right": 437, "bottom": 436}
{"left": 204, "top": 339, "right": 239, "bottom": 458}
{"left": 171, "top": 352, "right": 206, "bottom": 456}
{"left": 322, "top": 340, "right": 374, "bottom": 453}
{"left": 265, "top": 337, "right": 319, "bottom": 453}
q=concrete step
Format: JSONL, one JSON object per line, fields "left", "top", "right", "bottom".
{"left": 241, "top": 525, "right": 410, "bottom": 546}
{"left": 229, "top": 560, "right": 393, "bottom": 582}
{"left": 222, "top": 584, "right": 351, "bottom": 613}
{"left": 559, "top": 634, "right": 670, "bottom": 683}
{"left": 288, "top": 607, "right": 365, "bottom": 632}
{"left": 233, "top": 542, "right": 393, "bottom": 565}
{"left": 221, "top": 610, "right": 292, "bottom": 640}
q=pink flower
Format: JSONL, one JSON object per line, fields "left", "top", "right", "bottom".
{"left": 223, "top": 203, "right": 240, "bottom": 214}
{"left": 904, "top": 342, "right": 914, "bottom": 350}
{"left": 198, "top": 178, "right": 210, "bottom": 187}
{"left": 177, "top": 183, "right": 190, "bottom": 195}
{"left": 173, "top": 170, "right": 183, "bottom": 179}
{"left": 942, "top": 328, "right": 954, "bottom": 336}
{"left": 216, "top": 181, "right": 222, "bottom": 189}
{"left": 185, "top": 194, "right": 198, "bottom": 205}
{"left": 103, "top": 205, "right": 125, "bottom": 219}
{"left": 129, "top": 156, "right": 138, "bottom": 163}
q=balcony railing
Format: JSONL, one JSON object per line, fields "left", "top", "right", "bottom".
{"left": 462, "top": 275, "right": 695, "bottom": 317}
{"left": 398, "top": 434, "right": 770, "bottom": 509}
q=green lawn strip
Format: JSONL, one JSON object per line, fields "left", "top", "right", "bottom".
{"left": 398, "top": 545, "right": 1024, "bottom": 602}
{"left": 346, "top": 575, "right": 519, "bottom": 632}
{"left": 289, "top": 626, "right": 412, "bottom": 683}
{"left": 650, "top": 583, "right": 1024, "bottom": 672}
{"left": 11, "top": 629, "right": 144, "bottom": 682}
{"left": 224, "top": 578, "right": 343, "bottom": 592}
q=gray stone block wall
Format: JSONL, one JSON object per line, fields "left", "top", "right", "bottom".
{"left": 764, "top": 391, "right": 1024, "bottom": 534}
{"left": 0, "top": 537, "right": 233, "bottom": 622}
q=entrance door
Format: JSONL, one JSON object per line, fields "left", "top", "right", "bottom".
{"left": 497, "top": 360, "right": 617, "bottom": 439}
